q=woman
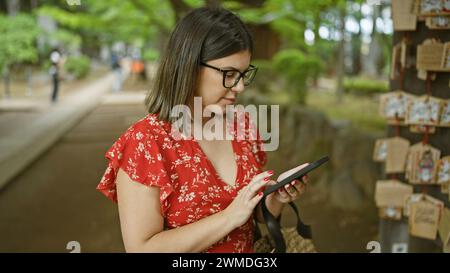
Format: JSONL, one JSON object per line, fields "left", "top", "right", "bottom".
{"left": 97, "top": 7, "right": 308, "bottom": 253}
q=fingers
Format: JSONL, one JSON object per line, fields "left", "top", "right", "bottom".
{"left": 251, "top": 170, "right": 274, "bottom": 184}
{"left": 292, "top": 179, "right": 306, "bottom": 194}
{"left": 247, "top": 176, "right": 271, "bottom": 199}
{"left": 247, "top": 172, "right": 275, "bottom": 208}
{"left": 284, "top": 183, "right": 298, "bottom": 197}
{"left": 246, "top": 170, "right": 274, "bottom": 197}
{"left": 302, "top": 175, "right": 309, "bottom": 184}
{"left": 277, "top": 187, "right": 290, "bottom": 201}
{"left": 278, "top": 178, "right": 307, "bottom": 201}
{"left": 250, "top": 190, "right": 264, "bottom": 207}
{"left": 265, "top": 179, "right": 277, "bottom": 187}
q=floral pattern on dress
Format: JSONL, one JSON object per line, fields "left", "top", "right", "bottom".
{"left": 97, "top": 111, "right": 267, "bottom": 253}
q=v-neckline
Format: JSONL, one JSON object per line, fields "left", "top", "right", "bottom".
{"left": 192, "top": 138, "right": 240, "bottom": 188}
{"left": 162, "top": 113, "right": 241, "bottom": 189}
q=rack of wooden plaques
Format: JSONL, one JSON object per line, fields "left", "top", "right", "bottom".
{"left": 373, "top": 0, "right": 450, "bottom": 253}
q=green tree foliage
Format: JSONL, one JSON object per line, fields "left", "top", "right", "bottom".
{"left": 64, "top": 55, "right": 91, "bottom": 79}
{"left": 272, "top": 49, "right": 323, "bottom": 104}
{"left": 0, "top": 13, "right": 40, "bottom": 74}
{"left": 37, "top": 0, "right": 175, "bottom": 48}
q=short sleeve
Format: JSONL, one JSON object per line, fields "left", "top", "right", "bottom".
{"left": 96, "top": 126, "right": 173, "bottom": 216}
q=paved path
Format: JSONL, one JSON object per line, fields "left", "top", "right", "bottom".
{"left": 0, "top": 89, "right": 147, "bottom": 252}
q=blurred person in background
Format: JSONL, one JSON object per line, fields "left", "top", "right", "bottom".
{"left": 49, "top": 48, "right": 62, "bottom": 103}
{"left": 130, "top": 50, "right": 146, "bottom": 82}
{"left": 111, "top": 52, "right": 123, "bottom": 92}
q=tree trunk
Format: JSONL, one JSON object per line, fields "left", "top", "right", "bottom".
{"left": 3, "top": 0, "right": 21, "bottom": 98}
{"left": 363, "top": 4, "right": 382, "bottom": 78}
{"left": 6, "top": 0, "right": 19, "bottom": 16}
{"left": 335, "top": 6, "right": 346, "bottom": 104}
{"left": 26, "top": 67, "right": 33, "bottom": 96}
{"left": 31, "top": 0, "right": 38, "bottom": 9}
{"left": 3, "top": 66, "right": 11, "bottom": 98}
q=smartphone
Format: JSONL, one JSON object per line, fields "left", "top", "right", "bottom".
{"left": 263, "top": 155, "right": 329, "bottom": 196}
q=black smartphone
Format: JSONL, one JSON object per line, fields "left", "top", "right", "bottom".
{"left": 263, "top": 155, "right": 329, "bottom": 196}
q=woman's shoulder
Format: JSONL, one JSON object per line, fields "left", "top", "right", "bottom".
{"left": 120, "top": 113, "right": 171, "bottom": 144}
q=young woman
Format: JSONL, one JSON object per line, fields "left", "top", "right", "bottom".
{"left": 97, "top": 7, "right": 308, "bottom": 253}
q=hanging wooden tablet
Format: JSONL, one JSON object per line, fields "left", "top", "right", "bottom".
{"left": 445, "top": 0, "right": 450, "bottom": 12}
{"left": 437, "top": 156, "right": 450, "bottom": 184}
{"left": 373, "top": 138, "right": 389, "bottom": 162}
{"left": 403, "top": 194, "right": 422, "bottom": 217}
{"left": 375, "top": 180, "right": 414, "bottom": 207}
{"left": 412, "top": 0, "right": 421, "bottom": 14}
{"left": 379, "top": 91, "right": 414, "bottom": 124}
{"left": 418, "top": 0, "right": 450, "bottom": 16}
{"left": 442, "top": 182, "right": 449, "bottom": 193}
{"left": 405, "top": 142, "right": 441, "bottom": 184}
{"left": 393, "top": 0, "right": 418, "bottom": 30}
{"left": 409, "top": 125, "right": 436, "bottom": 134}
{"left": 409, "top": 199, "right": 441, "bottom": 240}
{"left": 426, "top": 16, "right": 450, "bottom": 29}
{"left": 417, "top": 39, "right": 450, "bottom": 72}
{"left": 386, "top": 137, "right": 411, "bottom": 173}
{"left": 405, "top": 95, "right": 441, "bottom": 126}
{"left": 438, "top": 208, "right": 450, "bottom": 253}
{"left": 403, "top": 193, "right": 444, "bottom": 217}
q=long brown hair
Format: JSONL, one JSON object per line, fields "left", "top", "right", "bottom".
{"left": 145, "top": 7, "right": 253, "bottom": 123}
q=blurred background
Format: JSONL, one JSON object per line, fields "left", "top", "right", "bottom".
{"left": 0, "top": 0, "right": 398, "bottom": 252}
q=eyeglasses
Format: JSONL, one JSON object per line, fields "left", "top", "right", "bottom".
{"left": 200, "top": 62, "right": 258, "bottom": 88}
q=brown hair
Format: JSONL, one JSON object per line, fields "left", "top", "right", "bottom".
{"left": 145, "top": 7, "right": 253, "bottom": 122}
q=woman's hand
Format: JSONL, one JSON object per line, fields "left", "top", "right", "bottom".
{"left": 223, "top": 170, "right": 274, "bottom": 229}
{"left": 266, "top": 163, "right": 309, "bottom": 204}
{"left": 266, "top": 176, "right": 308, "bottom": 203}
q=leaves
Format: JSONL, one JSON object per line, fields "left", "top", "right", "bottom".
{"left": 0, "top": 13, "right": 41, "bottom": 73}
{"left": 272, "top": 49, "right": 324, "bottom": 104}
{"left": 36, "top": 0, "right": 175, "bottom": 45}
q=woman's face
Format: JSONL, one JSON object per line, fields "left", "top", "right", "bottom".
{"left": 194, "top": 50, "right": 251, "bottom": 113}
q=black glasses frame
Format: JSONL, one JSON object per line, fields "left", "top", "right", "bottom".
{"left": 200, "top": 62, "right": 258, "bottom": 88}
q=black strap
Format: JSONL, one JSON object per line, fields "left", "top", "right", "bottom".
{"left": 260, "top": 195, "right": 312, "bottom": 253}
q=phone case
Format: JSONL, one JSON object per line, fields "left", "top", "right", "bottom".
{"left": 263, "top": 156, "right": 329, "bottom": 196}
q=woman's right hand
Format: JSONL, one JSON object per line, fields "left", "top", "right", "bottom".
{"left": 223, "top": 170, "right": 274, "bottom": 229}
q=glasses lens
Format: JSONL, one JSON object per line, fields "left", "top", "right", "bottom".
{"left": 224, "top": 70, "right": 241, "bottom": 88}
{"left": 222, "top": 67, "right": 257, "bottom": 88}
{"left": 243, "top": 69, "right": 256, "bottom": 86}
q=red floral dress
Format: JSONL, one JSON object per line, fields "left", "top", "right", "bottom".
{"left": 97, "top": 111, "right": 267, "bottom": 253}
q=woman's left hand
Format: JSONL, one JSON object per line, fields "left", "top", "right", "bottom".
{"left": 266, "top": 175, "right": 308, "bottom": 204}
